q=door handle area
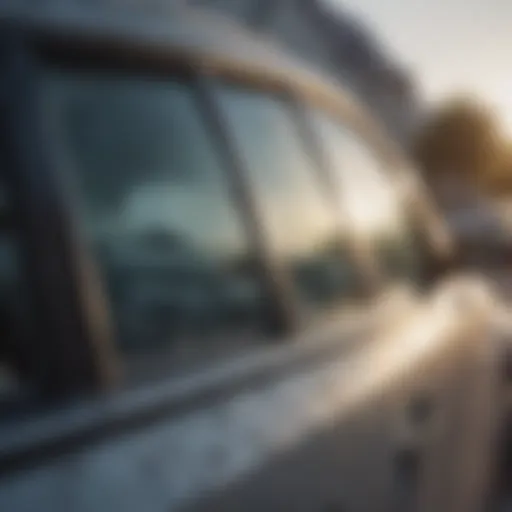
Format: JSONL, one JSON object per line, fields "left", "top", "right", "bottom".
{"left": 393, "top": 392, "right": 436, "bottom": 511}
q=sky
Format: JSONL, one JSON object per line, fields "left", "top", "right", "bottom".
{"left": 326, "top": 0, "right": 512, "bottom": 134}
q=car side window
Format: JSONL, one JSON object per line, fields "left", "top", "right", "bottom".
{"left": 42, "top": 71, "right": 270, "bottom": 380}
{"left": 312, "top": 111, "right": 424, "bottom": 284}
{"left": 215, "top": 86, "right": 365, "bottom": 311}
{"left": 0, "top": 180, "right": 36, "bottom": 412}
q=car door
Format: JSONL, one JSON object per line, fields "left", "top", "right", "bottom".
{"left": 0, "top": 23, "right": 501, "bottom": 512}
{"left": 0, "top": 38, "right": 401, "bottom": 511}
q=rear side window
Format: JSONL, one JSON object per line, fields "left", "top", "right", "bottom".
{"left": 42, "top": 72, "right": 269, "bottom": 379}
{"left": 216, "top": 86, "right": 364, "bottom": 311}
{"left": 312, "top": 111, "right": 424, "bottom": 284}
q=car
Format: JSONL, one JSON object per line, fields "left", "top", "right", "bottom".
{"left": 0, "top": 2, "right": 508, "bottom": 512}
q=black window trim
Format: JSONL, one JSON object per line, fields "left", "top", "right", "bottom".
{"left": 195, "top": 74, "right": 301, "bottom": 335}
{"left": 0, "top": 28, "right": 117, "bottom": 401}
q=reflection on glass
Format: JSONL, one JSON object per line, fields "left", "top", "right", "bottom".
{"left": 313, "top": 111, "right": 423, "bottom": 283}
{"left": 217, "top": 86, "right": 362, "bottom": 308}
{"left": 313, "top": 111, "right": 402, "bottom": 237}
{"left": 43, "top": 72, "right": 267, "bottom": 369}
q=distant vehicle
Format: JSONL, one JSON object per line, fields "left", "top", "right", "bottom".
{"left": 0, "top": 2, "right": 508, "bottom": 512}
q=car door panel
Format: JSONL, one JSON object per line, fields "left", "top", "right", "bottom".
{"left": 0, "top": 288, "right": 436, "bottom": 512}
{"left": 184, "top": 282, "right": 493, "bottom": 512}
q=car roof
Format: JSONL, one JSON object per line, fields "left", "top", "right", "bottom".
{"left": 0, "top": 1, "right": 333, "bottom": 83}
{"left": 0, "top": 0, "right": 295, "bottom": 68}
{"left": 0, "top": 0, "right": 387, "bottom": 143}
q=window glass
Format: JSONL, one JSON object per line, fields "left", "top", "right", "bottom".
{"left": 313, "top": 111, "right": 424, "bottom": 283}
{"left": 216, "top": 87, "right": 364, "bottom": 310}
{"left": 42, "top": 72, "right": 268, "bottom": 378}
{"left": 0, "top": 181, "right": 36, "bottom": 413}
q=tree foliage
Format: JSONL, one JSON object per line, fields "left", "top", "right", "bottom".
{"left": 412, "top": 98, "right": 504, "bottom": 187}
{"left": 483, "top": 142, "right": 512, "bottom": 196}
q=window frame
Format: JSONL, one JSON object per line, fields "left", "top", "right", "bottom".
{"left": 28, "top": 24, "right": 394, "bottom": 389}
{"left": 0, "top": 29, "right": 119, "bottom": 402}
{"left": 294, "top": 89, "right": 438, "bottom": 289}
{"left": 287, "top": 93, "right": 383, "bottom": 294}
{"left": 25, "top": 23, "right": 409, "bottom": 389}
{"left": 209, "top": 77, "right": 377, "bottom": 317}
{"left": 7, "top": 21, "right": 440, "bottom": 399}
{"left": 32, "top": 33, "right": 317, "bottom": 388}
